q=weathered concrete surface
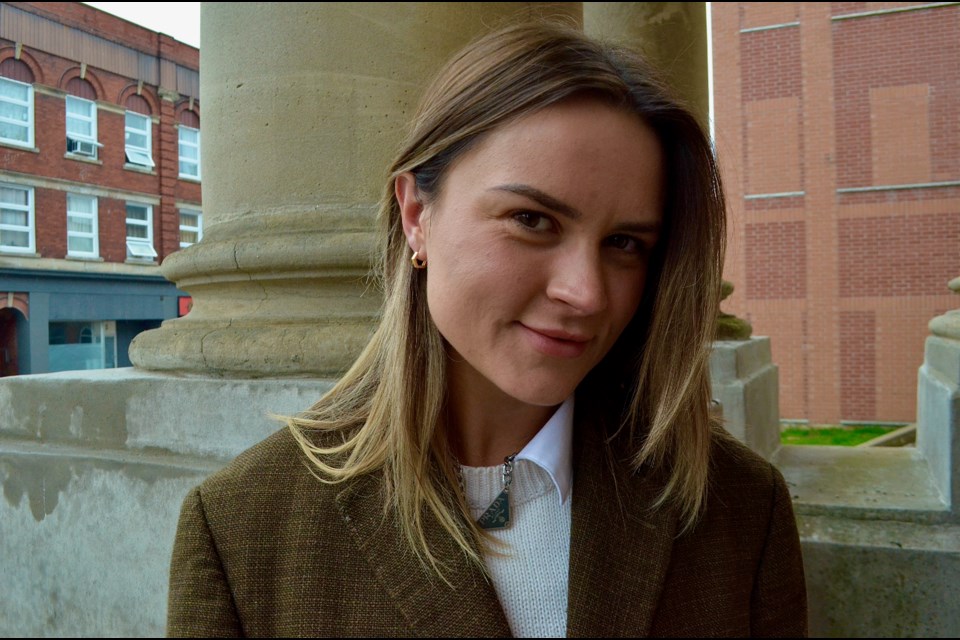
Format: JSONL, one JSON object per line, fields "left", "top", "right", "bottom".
{"left": 800, "top": 515, "right": 960, "bottom": 638}
{"left": 928, "top": 277, "right": 960, "bottom": 340}
{"left": 773, "top": 324, "right": 960, "bottom": 637}
{"left": 710, "top": 338, "right": 781, "bottom": 460}
{"left": 0, "top": 369, "right": 332, "bottom": 637}
{"left": 917, "top": 336, "right": 960, "bottom": 513}
{"left": 0, "top": 456, "right": 207, "bottom": 637}
{"left": 776, "top": 445, "right": 947, "bottom": 519}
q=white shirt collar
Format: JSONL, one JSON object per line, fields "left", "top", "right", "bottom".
{"left": 515, "top": 396, "right": 574, "bottom": 505}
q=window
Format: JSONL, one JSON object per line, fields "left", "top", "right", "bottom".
{"left": 66, "top": 194, "right": 99, "bottom": 258}
{"left": 0, "top": 183, "right": 34, "bottom": 253}
{"left": 66, "top": 96, "right": 99, "bottom": 158}
{"left": 126, "top": 203, "right": 157, "bottom": 259}
{"left": 48, "top": 321, "right": 117, "bottom": 372}
{"left": 179, "top": 209, "right": 202, "bottom": 248}
{"left": 0, "top": 77, "right": 34, "bottom": 148}
{"left": 178, "top": 126, "right": 200, "bottom": 179}
{"left": 124, "top": 112, "right": 153, "bottom": 168}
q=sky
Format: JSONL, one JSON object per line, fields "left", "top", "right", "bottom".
{"left": 82, "top": 2, "right": 200, "bottom": 48}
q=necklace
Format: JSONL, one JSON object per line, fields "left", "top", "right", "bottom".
{"left": 460, "top": 452, "right": 518, "bottom": 530}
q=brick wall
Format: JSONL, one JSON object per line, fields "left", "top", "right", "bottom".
{"left": 840, "top": 310, "right": 876, "bottom": 420}
{"left": 833, "top": 7, "right": 960, "bottom": 188}
{"left": 714, "top": 2, "right": 960, "bottom": 423}
{"left": 839, "top": 213, "right": 960, "bottom": 297}
{"left": 746, "top": 221, "right": 807, "bottom": 299}
{"left": 0, "top": 2, "right": 201, "bottom": 267}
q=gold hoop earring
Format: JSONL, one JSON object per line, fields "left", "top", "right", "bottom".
{"left": 411, "top": 251, "right": 427, "bottom": 269}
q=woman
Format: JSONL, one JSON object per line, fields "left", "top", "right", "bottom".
{"left": 168, "top": 21, "right": 807, "bottom": 637}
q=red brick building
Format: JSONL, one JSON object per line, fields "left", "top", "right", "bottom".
{"left": 0, "top": 2, "right": 200, "bottom": 375}
{"left": 713, "top": 2, "right": 959, "bottom": 424}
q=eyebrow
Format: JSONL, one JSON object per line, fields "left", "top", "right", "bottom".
{"left": 490, "top": 183, "right": 661, "bottom": 234}
{"left": 491, "top": 184, "right": 582, "bottom": 220}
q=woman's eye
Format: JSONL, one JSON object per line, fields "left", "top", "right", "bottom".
{"left": 513, "top": 211, "right": 553, "bottom": 232}
{"left": 606, "top": 234, "right": 645, "bottom": 255}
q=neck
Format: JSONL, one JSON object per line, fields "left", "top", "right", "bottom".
{"left": 446, "top": 362, "right": 557, "bottom": 467}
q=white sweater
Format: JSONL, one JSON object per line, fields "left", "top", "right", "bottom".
{"left": 461, "top": 459, "right": 571, "bottom": 638}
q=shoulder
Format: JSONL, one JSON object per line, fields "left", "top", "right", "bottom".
{"left": 653, "top": 432, "right": 805, "bottom": 634}
{"left": 703, "top": 434, "right": 808, "bottom": 635}
{"left": 199, "top": 427, "right": 307, "bottom": 494}
{"left": 188, "top": 427, "right": 339, "bottom": 533}
{"left": 673, "top": 431, "right": 793, "bottom": 554}
{"left": 171, "top": 428, "right": 375, "bottom": 635}
{"left": 707, "top": 430, "right": 786, "bottom": 503}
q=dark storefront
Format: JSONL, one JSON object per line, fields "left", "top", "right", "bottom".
{"left": 0, "top": 268, "right": 181, "bottom": 375}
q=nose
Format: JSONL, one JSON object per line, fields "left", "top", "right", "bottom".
{"left": 545, "top": 245, "right": 608, "bottom": 315}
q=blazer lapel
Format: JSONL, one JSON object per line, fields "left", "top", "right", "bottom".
{"left": 335, "top": 472, "right": 511, "bottom": 638}
{"left": 566, "top": 420, "right": 678, "bottom": 638}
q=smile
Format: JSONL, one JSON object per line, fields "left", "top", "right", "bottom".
{"left": 518, "top": 323, "right": 591, "bottom": 359}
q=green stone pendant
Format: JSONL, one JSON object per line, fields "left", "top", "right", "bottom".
{"left": 477, "top": 488, "right": 511, "bottom": 530}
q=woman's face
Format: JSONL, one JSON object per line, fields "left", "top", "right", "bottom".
{"left": 398, "top": 97, "right": 664, "bottom": 411}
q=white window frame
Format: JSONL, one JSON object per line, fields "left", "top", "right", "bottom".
{"left": 0, "top": 77, "right": 35, "bottom": 148}
{"left": 66, "top": 96, "right": 100, "bottom": 158}
{"left": 124, "top": 111, "right": 154, "bottom": 168}
{"left": 178, "top": 126, "right": 200, "bottom": 180}
{"left": 125, "top": 202, "right": 157, "bottom": 259}
{"left": 66, "top": 193, "right": 99, "bottom": 258}
{"left": 178, "top": 208, "right": 202, "bottom": 249}
{"left": 0, "top": 182, "right": 35, "bottom": 254}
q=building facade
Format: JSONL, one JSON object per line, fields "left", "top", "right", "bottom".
{"left": 713, "top": 2, "right": 959, "bottom": 424}
{"left": 0, "top": 2, "right": 200, "bottom": 376}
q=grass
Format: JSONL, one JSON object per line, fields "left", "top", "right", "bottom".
{"left": 780, "top": 424, "right": 901, "bottom": 446}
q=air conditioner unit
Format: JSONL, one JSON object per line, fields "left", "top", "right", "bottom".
{"left": 68, "top": 138, "right": 97, "bottom": 157}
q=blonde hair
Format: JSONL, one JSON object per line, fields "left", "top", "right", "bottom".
{"left": 288, "top": 21, "right": 726, "bottom": 574}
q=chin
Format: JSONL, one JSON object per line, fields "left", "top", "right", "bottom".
{"left": 503, "top": 379, "right": 577, "bottom": 407}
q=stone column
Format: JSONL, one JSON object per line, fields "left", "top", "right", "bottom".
{"left": 129, "top": 2, "right": 580, "bottom": 377}
{"left": 582, "top": 2, "right": 709, "bottom": 125}
{"left": 918, "top": 276, "right": 960, "bottom": 514}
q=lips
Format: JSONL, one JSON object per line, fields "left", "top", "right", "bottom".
{"left": 519, "top": 323, "right": 591, "bottom": 358}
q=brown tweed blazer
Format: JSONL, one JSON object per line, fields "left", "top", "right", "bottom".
{"left": 168, "top": 416, "right": 807, "bottom": 637}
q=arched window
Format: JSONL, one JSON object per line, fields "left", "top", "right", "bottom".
{"left": 0, "top": 58, "right": 34, "bottom": 83}
{"left": 123, "top": 94, "right": 153, "bottom": 168}
{"left": 65, "top": 78, "right": 99, "bottom": 158}
{"left": 0, "top": 59, "right": 35, "bottom": 148}
{"left": 178, "top": 109, "right": 200, "bottom": 180}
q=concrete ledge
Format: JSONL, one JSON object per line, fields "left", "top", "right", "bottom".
{"left": 775, "top": 445, "right": 949, "bottom": 521}
{"left": 801, "top": 515, "right": 960, "bottom": 637}
{"left": 710, "top": 337, "right": 772, "bottom": 379}
{"left": 0, "top": 368, "right": 334, "bottom": 459}
{"left": 857, "top": 423, "right": 917, "bottom": 447}
{"left": 0, "top": 369, "right": 336, "bottom": 636}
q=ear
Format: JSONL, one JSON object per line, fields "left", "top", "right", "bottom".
{"left": 395, "top": 172, "right": 428, "bottom": 258}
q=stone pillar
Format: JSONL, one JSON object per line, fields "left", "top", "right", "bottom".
{"left": 710, "top": 282, "right": 780, "bottom": 459}
{"left": 583, "top": 2, "right": 709, "bottom": 125}
{"left": 129, "top": 2, "right": 580, "bottom": 377}
{"left": 918, "top": 276, "right": 960, "bottom": 514}
{"left": 710, "top": 338, "right": 781, "bottom": 460}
